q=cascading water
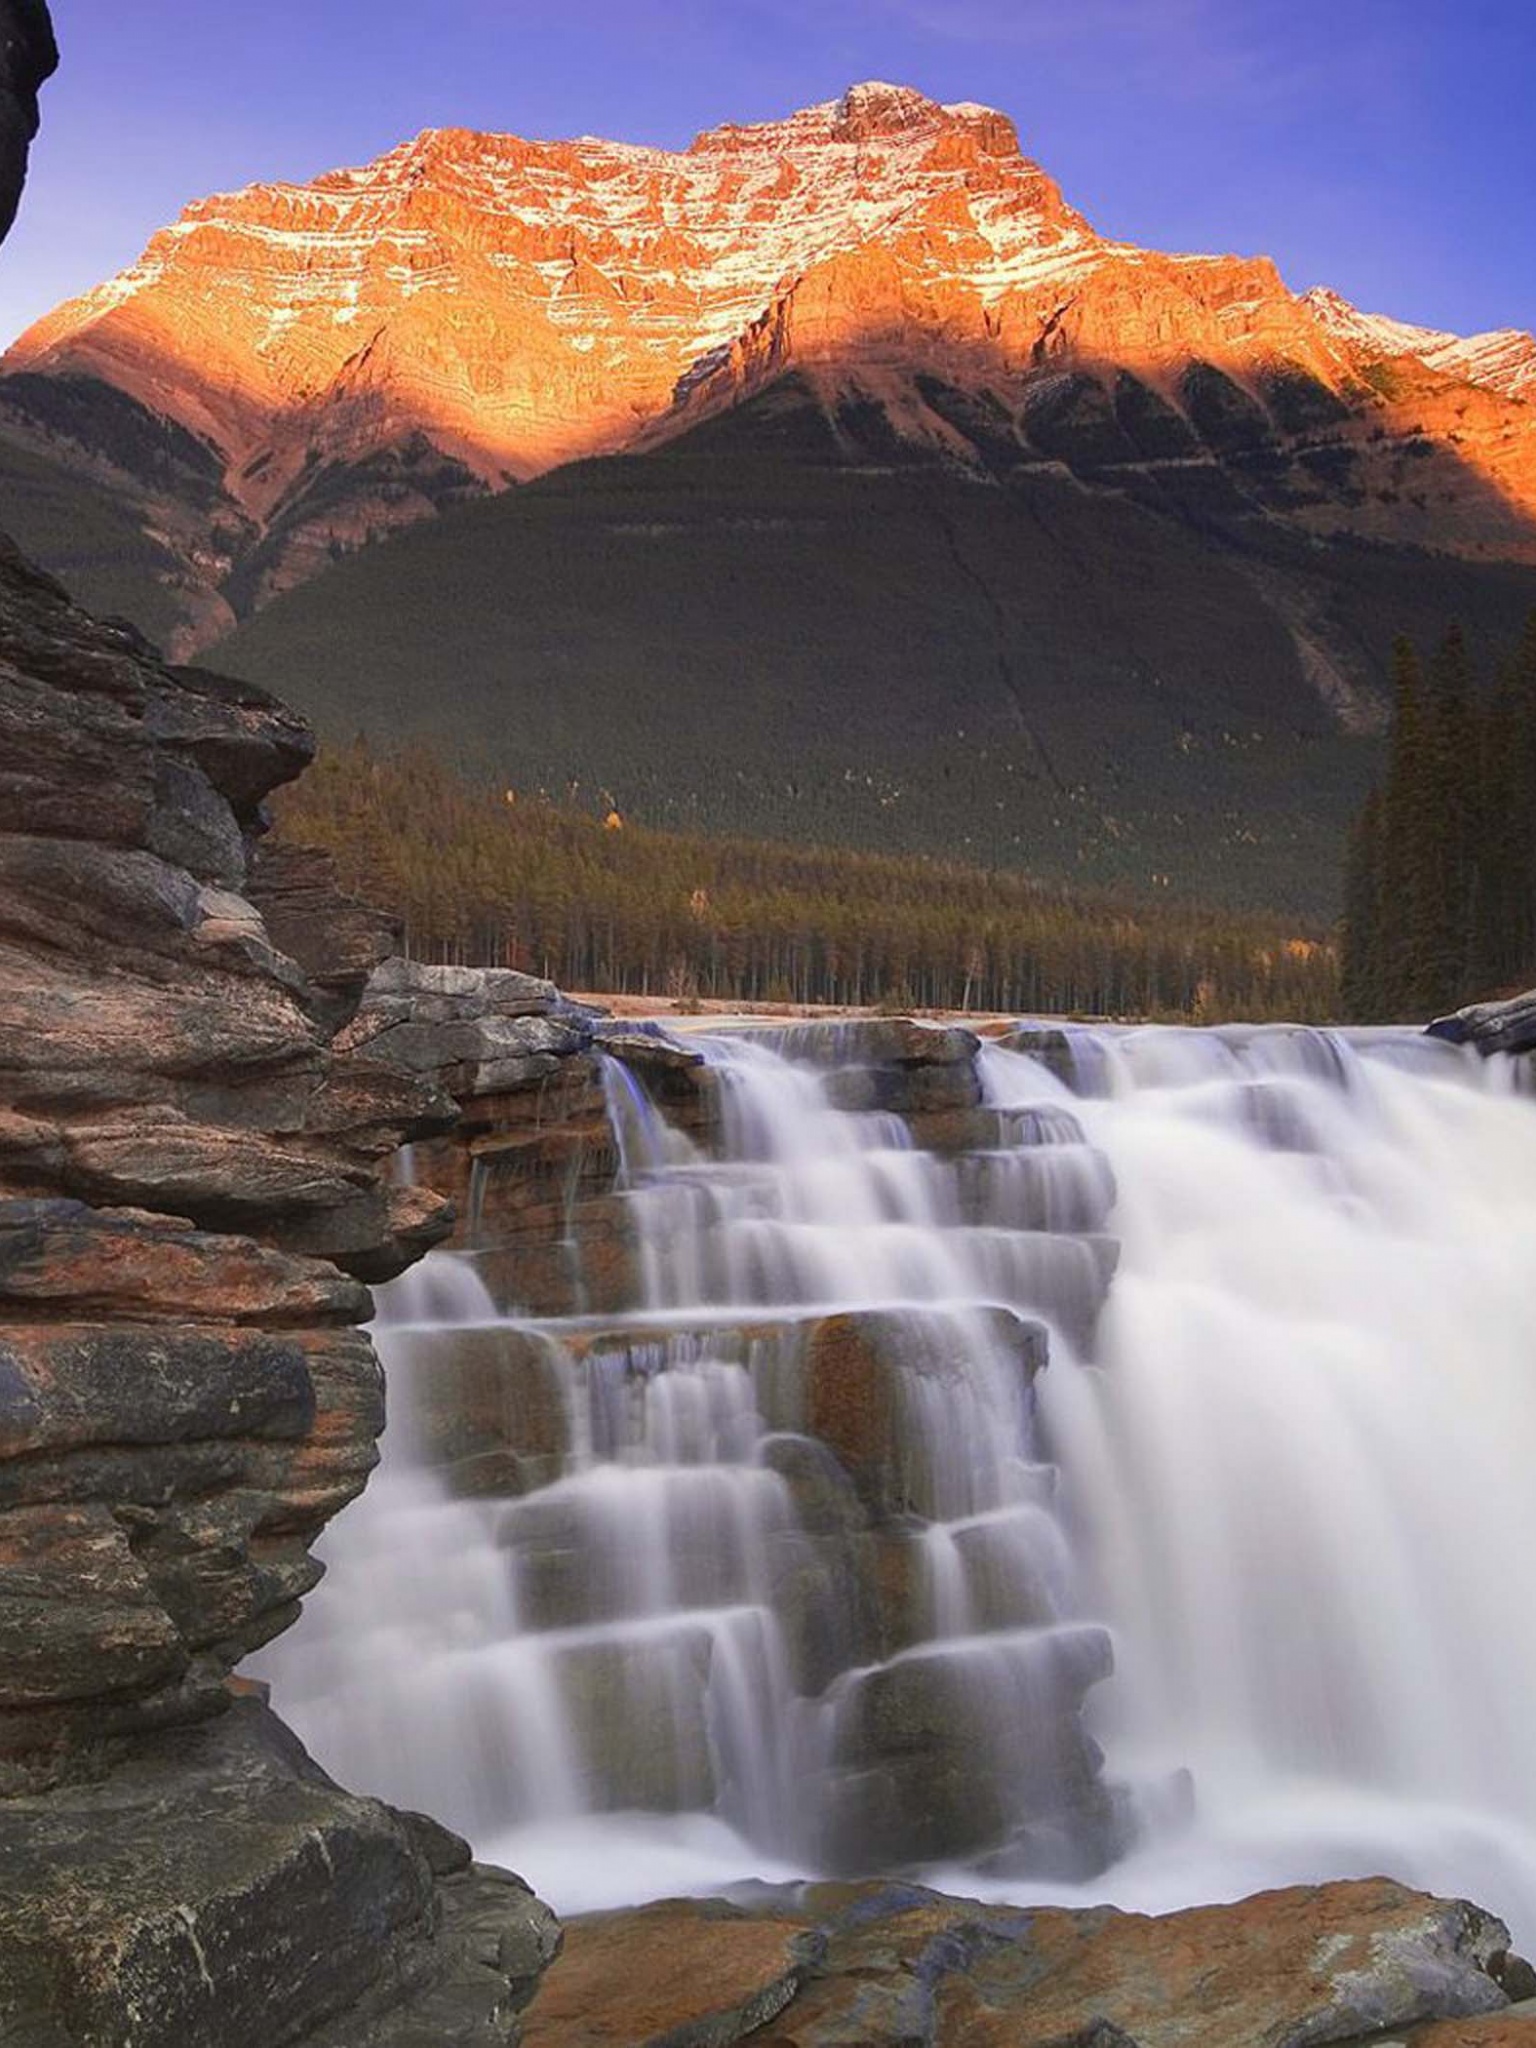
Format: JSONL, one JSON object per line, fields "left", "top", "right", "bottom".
{"left": 249, "top": 1018, "right": 1536, "bottom": 1940}
{"left": 977, "top": 1025, "right": 1536, "bottom": 1935}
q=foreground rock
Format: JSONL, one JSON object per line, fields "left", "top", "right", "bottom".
{"left": 0, "top": 0, "right": 55, "bottom": 239}
{"left": 1429, "top": 990, "right": 1536, "bottom": 1059}
{"left": 0, "top": 1698, "right": 558, "bottom": 2047}
{"left": 0, "top": 539, "right": 462, "bottom": 1774}
{"left": 518, "top": 1878, "right": 1536, "bottom": 2048}
{"left": 0, "top": 528, "right": 563, "bottom": 2038}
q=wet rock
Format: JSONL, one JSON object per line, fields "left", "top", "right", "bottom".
{"left": 906, "top": 1102, "right": 1089, "bottom": 1154}
{"left": 738, "top": 1019, "right": 980, "bottom": 1067}
{"left": 1429, "top": 988, "right": 1536, "bottom": 1058}
{"left": 822, "top": 1624, "right": 1113, "bottom": 1868}
{"left": 552, "top": 1629, "right": 717, "bottom": 1812}
{"left": 951, "top": 1505, "right": 1069, "bottom": 1630}
{"left": 955, "top": 1144, "right": 1116, "bottom": 1232}
{"left": 565, "top": 1878, "right": 1526, "bottom": 2048}
{"left": 804, "top": 1307, "right": 1047, "bottom": 1519}
{"left": 519, "top": 1897, "right": 823, "bottom": 2048}
{"left": 397, "top": 1324, "right": 571, "bottom": 1495}
{"left": 473, "top": 1198, "right": 639, "bottom": 1317}
{"left": 824, "top": 1059, "right": 982, "bottom": 1115}
{"left": 996, "top": 1024, "right": 1115, "bottom": 1096}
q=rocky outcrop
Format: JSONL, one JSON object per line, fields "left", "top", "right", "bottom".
{"left": 515, "top": 1877, "right": 1536, "bottom": 2048}
{"left": 1428, "top": 989, "right": 1536, "bottom": 1059}
{"left": 0, "top": 541, "right": 464, "bottom": 1777}
{"left": 5, "top": 79, "right": 1535, "bottom": 652}
{"left": 0, "top": 0, "right": 55, "bottom": 239}
{"left": 0, "top": 1697, "right": 558, "bottom": 2047}
{"left": 0, "top": 537, "right": 568, "bottom": 2038}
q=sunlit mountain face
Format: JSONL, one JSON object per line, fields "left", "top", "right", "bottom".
{"left": 2, "top": 80, "right": 1534, "bottom": 656}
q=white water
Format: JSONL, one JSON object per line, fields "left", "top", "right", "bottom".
{"left": 251, "top": 1022, "right": 1536, "bottom": 1937}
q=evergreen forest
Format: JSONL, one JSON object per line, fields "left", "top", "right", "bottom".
{"left": 275, "top": 741, "right": 1338, "bottom": 1022}
{"left": 1341, "top": 613, "right": 1536, "bottom": 1022}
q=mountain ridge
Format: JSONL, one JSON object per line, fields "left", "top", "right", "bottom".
{"left": 3, "top": 80, "right": 1535, "bottom": 655}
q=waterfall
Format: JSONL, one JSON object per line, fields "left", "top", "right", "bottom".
{"left": 248, "top": 1021, "right": 1536, "bottom": 1935}
{"left": 978, "top": 1025, "right": 1536, "bottom": 1933}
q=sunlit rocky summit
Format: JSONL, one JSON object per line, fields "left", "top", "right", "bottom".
{"left": 5, "top": 80, "right": 1535, "bottom": 651}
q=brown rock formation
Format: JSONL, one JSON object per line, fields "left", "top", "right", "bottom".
{"left": 5, "top": 79, "right": 1534, "bottom": 652}
{"left": 517, "top": 1876, "right": 1536, "bottom": 2048}
{"left": 0, "top": 532, "right": 569, "bottom": 2041}
{"left": 0, "top": 538, "right": 470, "bottom": 1777}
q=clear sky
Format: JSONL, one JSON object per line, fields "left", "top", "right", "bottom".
{"left": 1, "top": 0, "right": 1532, "bottom": 349}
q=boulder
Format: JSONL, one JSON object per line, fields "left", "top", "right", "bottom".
{"left": 0, "top": 1698, "right": 558, "bottom": 2048}
{"left": 1429, "top": 989, "right": 1536, "bottom": 1058}
{"left": 519, "top": 1898, "right": 823, "bottom": 2048}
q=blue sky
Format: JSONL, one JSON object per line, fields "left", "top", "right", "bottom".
{"left": 1, "top": 0, "right": 1532, "bottom": 348}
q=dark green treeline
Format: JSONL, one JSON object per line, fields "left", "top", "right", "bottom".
{"left": 1341, "top": 613, "right": 1536, "bottom": 1022}
{"left": 275, "top": 741, "right": 1337, "bottom": 1021}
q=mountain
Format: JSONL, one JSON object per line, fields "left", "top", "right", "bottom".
{"left": 4, "top": 80, "right": 1534, "bottom": 649}
{"left": 3, "top": 82, "right": 1536, "bottom": 909}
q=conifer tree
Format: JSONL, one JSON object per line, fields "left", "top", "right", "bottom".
{"left": 1419, "top": 622, "right": 1479, "bottom": 1010}
{"left": 1375, "top": 635, "right": 1428, "bottom": 1017}
{"left": 1340, "top": 788, "right": 1383, "bottom": 1021}
{"left": 1342, "top": 612, "right": 1536, "bottom": 1020}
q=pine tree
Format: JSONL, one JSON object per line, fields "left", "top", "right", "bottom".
{"left": 1340, "top": 788, "right": 1384, "bottom": 1022}
{"left": 1418, "top": 622, "right": 1479, "bottom": 1011}
{"left": 1374, "top": 635, "right": 1428, "bottom": 1017}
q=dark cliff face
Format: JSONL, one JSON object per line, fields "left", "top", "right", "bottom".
{"left": 0, "top": 0, "right": 56, "bottom": 239}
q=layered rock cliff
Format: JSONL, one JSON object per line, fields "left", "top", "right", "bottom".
{"left": 0, "top": 535, "right": 457, "bottom": 1772}
{"left": 4, "top": 80, "right": 1534, "bottom": 652}
{"left": 0, "top": 529, "right": 564, "bottom": 2040}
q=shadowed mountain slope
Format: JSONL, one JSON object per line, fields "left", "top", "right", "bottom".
{"left": 214, "top": 375, "right": 1536, "bottom": 915}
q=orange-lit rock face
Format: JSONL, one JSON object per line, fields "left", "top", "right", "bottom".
{"left": 5, "top": 86, "right": 1099, "bottom": 487}
{"left": 4, "top": 79, "right": 1535, "bottom": 646}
